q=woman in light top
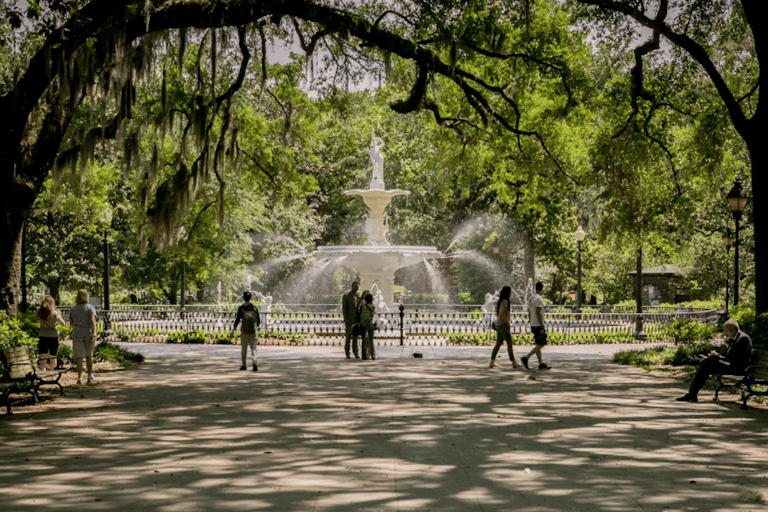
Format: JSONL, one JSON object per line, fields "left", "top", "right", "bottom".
{"left": 69, "top": 289, "right": 98, "bottom": 384}
{"left": 359, "top": 292, "right": 377, "bottom": 360}
{"left": 36, "top": 295, "right": 66, "bottom": 370}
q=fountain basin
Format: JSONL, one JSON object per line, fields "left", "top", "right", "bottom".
{"left": 315, "top": 245, "right": 443, "bottom": 303}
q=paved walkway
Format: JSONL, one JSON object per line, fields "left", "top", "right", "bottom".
{"left": 2, "top": 343, "right": 767, "bottom": 512}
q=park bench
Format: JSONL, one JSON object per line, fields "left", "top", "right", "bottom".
{"left": 0, "top": 346, "right": 66, "bottom": 414}
{"left": 714, "top": 349, "right": 768, "bottom": 408}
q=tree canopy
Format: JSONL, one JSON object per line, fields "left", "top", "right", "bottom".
{"left": 0, "top": 0, "right": 762, "bottom": 312}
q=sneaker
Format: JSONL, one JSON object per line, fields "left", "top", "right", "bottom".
{"left": 253, "top": 364, "right": 258, "bottom": 372}
{"left": 239, "top": 366, "right": 247, "bottom": 371}
{"left": 89, "top": 373, "right": 97, "bottom": 380}
{"left": 676, "top": 393, "right": 698, "bottom": 402}
{"left": 76, "top": 378, "right": 83, "bottom": 385}
{"left": 489, "top": 361, "right": 500, "bottom": 369}
{"left": 538, "top": 363, "right": 551, "bottom": 370}
{"left": 520, "top": 356, "right": 529, "bottom": 369}
{"left": 511, "top": 360, "right": 522, "bottom": 368}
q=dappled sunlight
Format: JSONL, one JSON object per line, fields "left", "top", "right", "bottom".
{"left": 2, "top": 352, "right": 768, "bottom": 511}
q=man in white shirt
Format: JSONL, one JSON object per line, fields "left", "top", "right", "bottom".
{"left": 521, "top": 281, "right": 551, "bottom": 370}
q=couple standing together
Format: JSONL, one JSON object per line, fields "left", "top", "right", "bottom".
{"left": 342, "top": 281, "right": 376, "bottom": 360}
{"left": 490, "top": 282, "right": 551, "bottom": 370}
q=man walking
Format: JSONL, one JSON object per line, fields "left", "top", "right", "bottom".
{"left": 521, "top": 281, "right": 551, "bottom": 370}
{"left": 677, "top": 319, "right": 753, "bottom": 402}
{"left": 342, "top": 280, "right": 360, "bottom": 359}
{"left": 232, "top": 291, "right": 260, "bottom": 371}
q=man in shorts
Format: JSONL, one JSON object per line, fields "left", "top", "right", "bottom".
{"left": 521, "top": 281, "right": 551, "bottom": 370}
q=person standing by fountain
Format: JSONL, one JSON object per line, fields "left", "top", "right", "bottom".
{"left": 360, "top": 293, "right": 377, "bottom": 360}
{"left": 521, "top": 281, "right": 551, "bottom": 370}
{"left": 231, "top": 291, "right": 260, "bottom": 371}
{"left": 342, "top": 281, "right": 360, "bottom": 359}
{"left": 490, "top": 286, "right": 522, "bottom": 369}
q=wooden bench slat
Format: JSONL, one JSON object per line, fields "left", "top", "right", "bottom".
{"left": 2, "top": 346, "right": 67, "bottom": 414}
{"left": 715, "top": 349, "right": 768, "bottom": 407}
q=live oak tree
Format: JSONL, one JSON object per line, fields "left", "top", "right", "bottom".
{"left": 1, "top": 0, "right": 761, "bottom": 314}
{"left": 0, "top": 0, "right": 583, "bottom": 314}
{"left": 569, "top": 0, "right": 765, "bottom": 309}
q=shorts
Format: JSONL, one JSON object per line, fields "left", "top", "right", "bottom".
{"left": 73, "top": 337, "right": 96, "bottom": 359}
{"left": 38, "top": 336, "right": 59, "bottom": 356}
{"left": 531, "top": 326, "right": 548, "bottom": 346}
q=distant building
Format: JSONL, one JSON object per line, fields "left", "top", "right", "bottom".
{"left": 628, "top": 264, "right": 690, "bottom": 306}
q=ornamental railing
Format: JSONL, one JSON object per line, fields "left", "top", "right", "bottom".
{"left": 63, "top": 304, "right": 721, "bottom": 345}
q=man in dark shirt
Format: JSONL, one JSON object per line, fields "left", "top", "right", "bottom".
{"left": 342, "top": 281, "right": 360, "bottom": 359}
{"left": 231, "top": 292, "right": 261, "bottom": 371}
{"left": 677, "top": 319, "right": 753, "bottom": 402}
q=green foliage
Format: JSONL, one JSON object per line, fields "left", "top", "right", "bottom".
{"left": 261, "top": 330, "right": 305, "bottom": 345}
{"left": 57, "top": 344, "right": 73, "bottom": 365}
{"left": 727, "top": 304, "right": 768, "bottom": 348}
{"left": 613, "top": 342, "right": 717, "bottom": 367}
{"left": 663, "top": 319, "right": 715, "bottom": 345}
{"left": 0, "top": 312, "right": 37, "bottom": 350}
{"left": 447, "top": 330, "right": 638, "bottom": 345}
{"left": 446, "top": 332, "right": 495, "bottom": 345}
{"left": 211, "top": 331, "right": 239, "bottom": 345}
{"left": 166, "top": 329, "right": 208, "bottom": 344}
{"left": 93, "top": 341, "right": 145, "bottom": 364}
{"left": 15, "top": 312, "right": 40, "bottom": 338}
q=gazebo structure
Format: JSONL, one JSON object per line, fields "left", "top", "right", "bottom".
{"left": 628, "top": 264, "right": 690, "bottom": 306}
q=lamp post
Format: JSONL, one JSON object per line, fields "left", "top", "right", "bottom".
{"left": 722, "top": 229, "right": 734, "bottom": 316}
{"left": 726, "top": 178, "right": 749, "bottom": 306}
{"left": 102, "top": 210, "right": 113, "bottom": 333}
{"left": 574, "top": 226, "right": 586, "bottom": 312}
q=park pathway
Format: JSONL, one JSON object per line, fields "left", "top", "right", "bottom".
{"left": 1, "top": 344, "right": 767, "bottom": 511}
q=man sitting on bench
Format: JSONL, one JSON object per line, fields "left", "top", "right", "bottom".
{"left": 677, "top": 319, "right": 753, "bottom": 403}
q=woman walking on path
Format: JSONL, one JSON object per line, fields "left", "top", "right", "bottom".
{"left": 490, "top": 286, "right": 522, "bottom": 369}
{"left": 69, "top": 289, "right": 98, "bottom": 384}
{"left": 36, "top": 295, "right": 66, "bottom": 370}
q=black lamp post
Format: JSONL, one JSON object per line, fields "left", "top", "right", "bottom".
{"left": 722, "top": 229, "right": 734, "bottom": 316}
{"left": 574, "top": 226, "right": 586, "bottom": 312}
{"left": 726, "top": 178, "right": 749, "bottom": 306}
{"left": 102, "top": 210, "right": 113, "bottom": 333}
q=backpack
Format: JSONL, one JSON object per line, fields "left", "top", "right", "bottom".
{"left": 241, "top": 305, "right": 259, "bottom": 334}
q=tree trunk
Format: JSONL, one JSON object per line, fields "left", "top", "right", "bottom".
{"left": 749, "top": 136, "right": 767, "bottom": 313}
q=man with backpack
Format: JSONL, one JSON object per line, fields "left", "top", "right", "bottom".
{"left": 232, "top": 291, "right": 261, "bottom": 371}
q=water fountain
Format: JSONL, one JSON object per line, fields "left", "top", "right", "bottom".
{"left": 314, "top": 133, "right": 443, "bottom": 304}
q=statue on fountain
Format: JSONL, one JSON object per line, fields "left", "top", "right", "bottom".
{"left": 369, "top": 133, "right": 385, "bottom": 190}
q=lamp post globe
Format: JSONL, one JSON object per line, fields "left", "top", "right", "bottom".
{"left": 726, "top": 179, "right": 749, "bottom": 306}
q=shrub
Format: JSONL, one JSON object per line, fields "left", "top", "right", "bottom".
{"left": 57, "top": 344, "right": 74, "bottom": 365}
{"left": 446, "top": 332, "right": 495, "bottom": 345}
{"left": 260, "top": 330, "right": 305, "bottom": 345}
{"left": 0, "top": 312, "right": 37, "bottom": 350}
{"left": 166, "top": 329, "right": 208, "bottom": 344}
{"left": 663, "top": 319, "right": 714, "bottom": 345}
{"left": 94, "top": 341, "right": 145, "bottom": 364}
{"left": 614, "top": 341, "right": 716, "bottom": 367}
{"left": 211, "top": 331, "right": 239, "bottom": 345}
{"left": 15, "top": 312, "right": 40, "bottom": 339}
{"left": 729, "top": 304, "right": 755, "bottom": 335}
